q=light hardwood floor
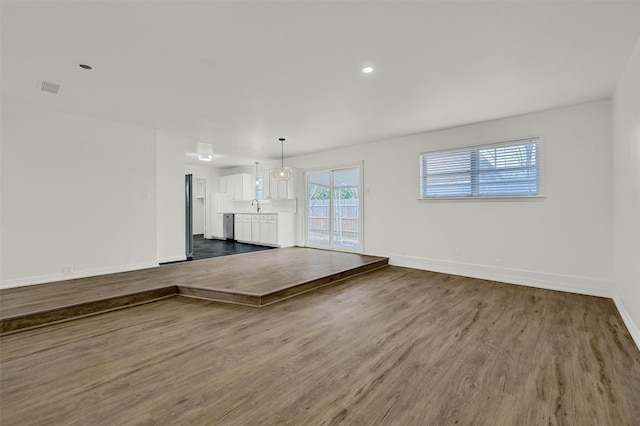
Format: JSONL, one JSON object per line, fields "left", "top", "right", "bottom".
{"left": 1, "top": 266, "right": 638, "bottom": 425}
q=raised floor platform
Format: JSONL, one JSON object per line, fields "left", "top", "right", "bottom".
{"left": 0, "top": 248, "right": 388, "bottom": 334}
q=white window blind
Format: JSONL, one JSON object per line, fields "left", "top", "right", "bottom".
{"left": 420, "top": 139, "right": 539, "bottom": 198}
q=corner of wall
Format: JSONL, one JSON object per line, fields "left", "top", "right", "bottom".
{"left": 612, "top": 292, "right": 640, "bottom": 351}
{"left": 612, "top": 35, "right": 640, "bottom": 353}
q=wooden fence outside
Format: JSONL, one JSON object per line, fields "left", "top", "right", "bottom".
{"left": 307, "top": 199, "right": 359, "bottom": 246}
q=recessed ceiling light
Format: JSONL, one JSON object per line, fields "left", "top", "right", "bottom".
{"left": 362, "top": 66, "right": 374, "bottom": 73}
{"left": 79, "top": 64, "right": 92, "bottom": 70}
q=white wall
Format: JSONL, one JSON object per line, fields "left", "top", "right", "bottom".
{"left": 0, "top": 92, "right": 629, "bottom": 344}
{"left": 288, "top": 100, "right": 614, "bottom": 297}
{"left": 1, "top": 101, "right": 158, "bottom": 286}
{"left": 612, "top": 38, "right": 640, "bottom": 348}
{"left": 156, "top": 132, "right": 186, "bottom": 263}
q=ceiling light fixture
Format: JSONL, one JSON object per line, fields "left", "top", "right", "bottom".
{"left": 197, "top": 143, "right": 213, "bottom": 161}
{"left": 362, "top": 66, "right": 374, "bottom": 73}
{"left": 273, "top": 138, "right": 292, "bottom": 182}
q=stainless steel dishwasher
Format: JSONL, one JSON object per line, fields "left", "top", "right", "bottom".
{"left": 223, "top": 213, "right": 235, "bottom": 240}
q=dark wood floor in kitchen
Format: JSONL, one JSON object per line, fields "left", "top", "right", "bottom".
{"left": 1, "top": 266, "right": 639, "bottom": 425}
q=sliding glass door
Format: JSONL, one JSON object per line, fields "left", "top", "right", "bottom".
{"left": 306, "top": 171, "right": 331, "bottom": 248}
{"left": 306, "top": 166, "right": 361, "bottom": 252}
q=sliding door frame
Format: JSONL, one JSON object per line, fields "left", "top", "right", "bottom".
{"left": 304, "top": 162, "right": 364, "bottom": 254}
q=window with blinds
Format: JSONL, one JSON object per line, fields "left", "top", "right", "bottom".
{"left": 420, "top": 138, "right": 539, "bottom": 198}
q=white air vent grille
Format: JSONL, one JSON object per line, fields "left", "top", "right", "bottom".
{"left": 40, "top": 81, "right": 60, "bottom": 94}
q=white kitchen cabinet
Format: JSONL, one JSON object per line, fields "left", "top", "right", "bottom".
{"left": 259, "top": 214, "right": 278, "bottom": 245}
{"left": 220, "top": 174, "right": 254, "bottom": 201}
{"left": 241, "top": 215, "right": 252, "bottom": 242}
{"left": 261, "top": 170, "right": 273, "bottom": 199}
{"left": 215, "top": 213, "right": 223, "bottom": 238}
{"left": 277, "top": 179, "right": 288, "bottom": 199}
{"left": 236, "top": 174, "right": 254, "bottom": 201}
{"left": 261, "top": 169, "right": 294, "bottom": 200}
{"left": 233, "top": 214, "right": 253, "bottom": 242}
{"left": 234, "top": 215, "right": 242, "bottom": 240}
{"left": 276, "top": 213, "right": 294, "bottom": 247}
{"left": 217, "top": 213, "right": 293, "bottom": 247}
{"left": 269, "top": 174, "right": 279, "bottom": 199}
{"left": 251, "top": 215, "right": 260, "bottom": 242}
{"left": 219, "top": 175, "right": 229, "bottom": 199}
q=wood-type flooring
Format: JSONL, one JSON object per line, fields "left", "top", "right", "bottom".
{"left": 190, "top": 236, "right": 274, "bottom": 261}
{"left": 0, "top": 248, "right": 387, "bottom": 333}
{"left": 1, "top": 266, "right": 639, "bottom": 425}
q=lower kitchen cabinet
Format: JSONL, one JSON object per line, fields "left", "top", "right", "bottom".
{"left": 233, "top": 214, "right": 253, "bottom": 241}
{"left": 277, "top": 213, "right": 294, "bottom": 247}
{"left": 251, "top": 217, "right": 260, "bottom": 241}
{"left": 233, "top": 213, "right": 294, "bottom": 247}
{"left": 234, "top": 215, "right": 243, "bottom": 241}
{"left": 259, "top": 214, "right": 278, "bottom": 245}
{"left": 242, "top": 215, "right": 252, "bottom": 240}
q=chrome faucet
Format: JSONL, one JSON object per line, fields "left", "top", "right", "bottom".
{"left": 251, "top": 199, "right": 261, "bottom": 212}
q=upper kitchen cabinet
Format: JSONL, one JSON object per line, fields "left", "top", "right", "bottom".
{"left": 261, "top": 168, "right": 295, "bottom": 200}
{"left": 219, "top": 175, "right": 231, "bottom": 199}
{"left": 220, "top": 173, "right": 253, "bottom": 201}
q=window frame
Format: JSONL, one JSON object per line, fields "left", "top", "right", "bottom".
{"left": 418, "top": 137, "right": 544, "bottom": 201}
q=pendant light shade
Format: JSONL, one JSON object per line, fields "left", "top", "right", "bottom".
{"left": 273, "top": 138, "right": 291, "bottom": 181}
{"left": 274, "top": 168, "right": 292, "bottom": 181}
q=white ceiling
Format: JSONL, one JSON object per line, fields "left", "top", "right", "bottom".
{"left": 2, "top": 1, "right": 640, "bottom": 168}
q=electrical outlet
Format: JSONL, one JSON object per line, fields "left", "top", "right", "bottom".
{"left": 63, "top": 264, "right": 74, "bottom": 274}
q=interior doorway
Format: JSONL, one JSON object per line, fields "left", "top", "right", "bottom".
{"left": 305, "top": 166, "right": 362, "bottom": 252}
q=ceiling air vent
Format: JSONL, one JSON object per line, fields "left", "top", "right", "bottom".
{"left": 40, "top": 80, "right": 60, "bottom": 94}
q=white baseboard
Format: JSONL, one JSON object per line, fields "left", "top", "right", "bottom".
{"left": 612, "top": 293, "right": 640, "bottom": 351}
{"left": 0, "top": 261, "right": 160, "bottom": 290}
{"left": 389, "top": 254, "right": 640, "bottom": 351}
{"left": 389, "top": 254, "right": 612, "bottom": 298}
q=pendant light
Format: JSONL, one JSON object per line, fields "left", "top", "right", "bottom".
{"left": 273, "top": 138, "right": 292, "bottom": 181}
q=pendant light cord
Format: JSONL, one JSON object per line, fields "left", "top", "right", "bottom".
{"left": 280, "top": 138, "right": 285, "bottom": 169}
